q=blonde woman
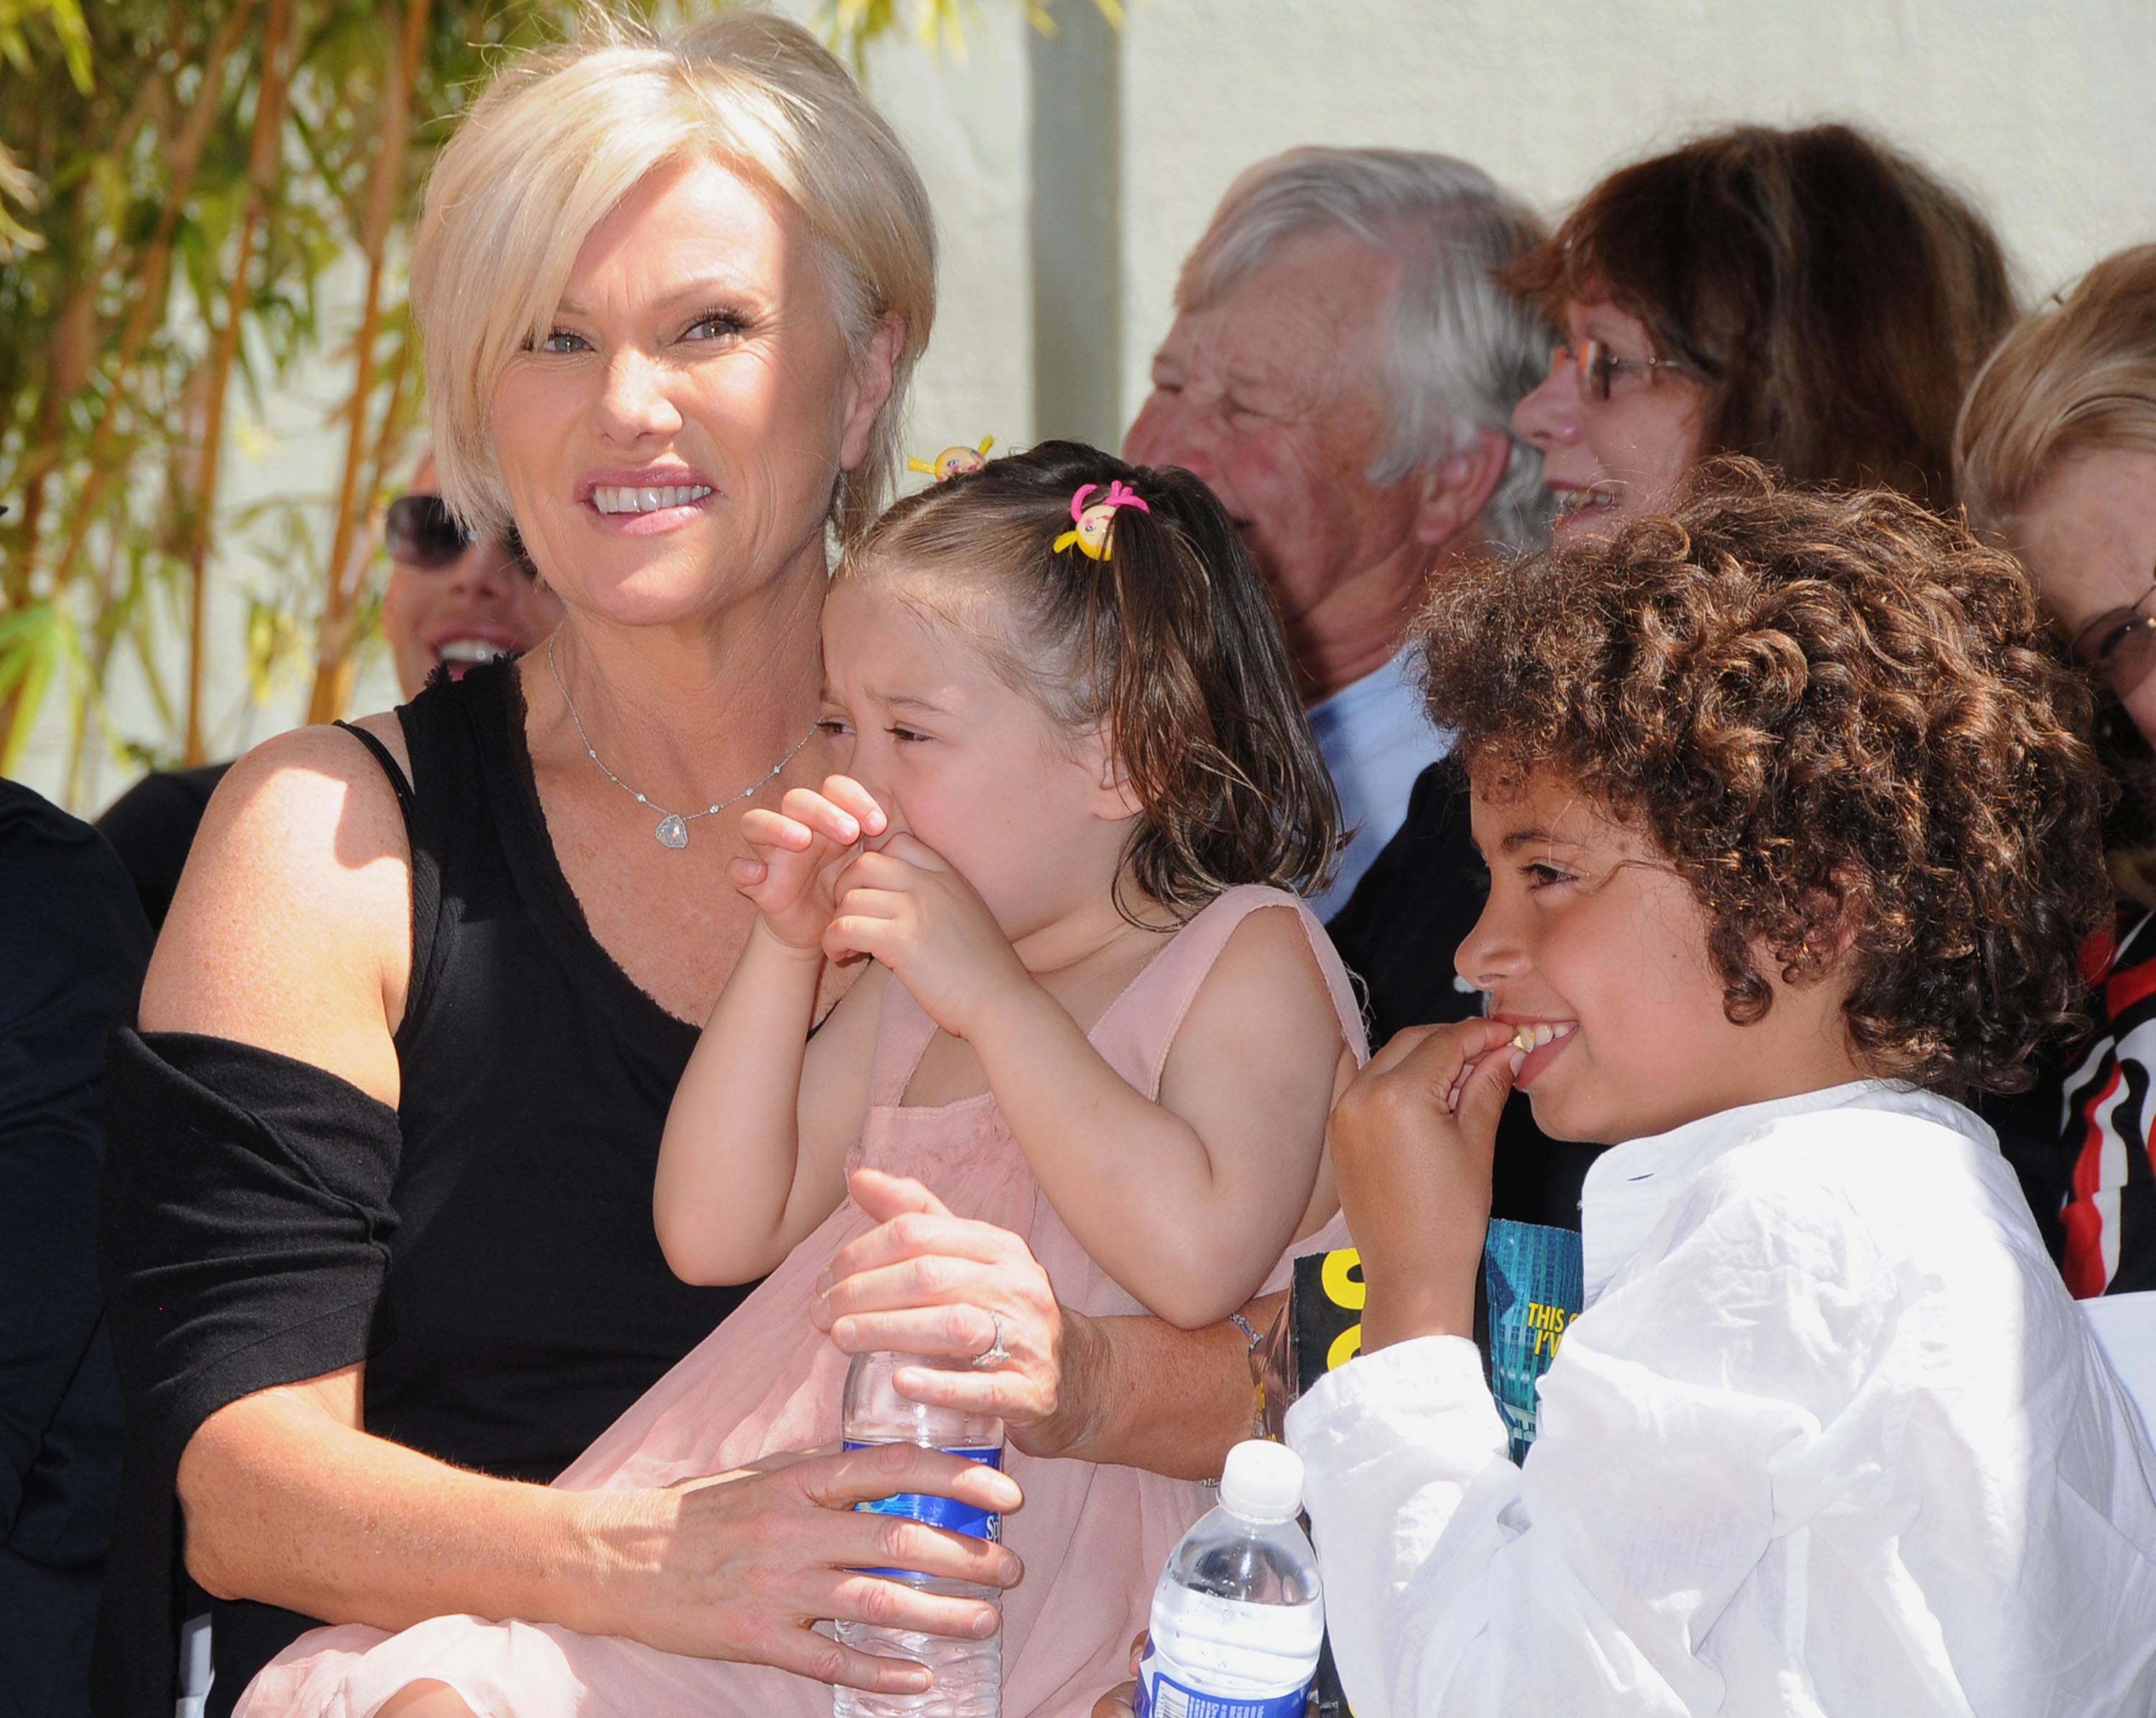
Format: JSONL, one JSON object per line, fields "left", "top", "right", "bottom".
{"left": 1957, "top": 244, "right": 2156, "bottom": 1301}
{"left": 97, "top": 17, "right": 1262, "bottom": 1717}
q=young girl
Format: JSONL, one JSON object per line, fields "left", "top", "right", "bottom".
{"left": 240, "top": 442, "right": 1365, "bottom": 1718}
{"left": 1286, "top": 466, "right": 2156, "bottom": 1715}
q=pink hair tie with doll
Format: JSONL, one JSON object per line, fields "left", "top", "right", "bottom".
{"left": 1054, "top": 479, "right": 1150, "bottom": 560}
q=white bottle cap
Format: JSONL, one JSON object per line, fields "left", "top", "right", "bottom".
{"left": 1218, "top": 1439, "right": 1304, "bottom": 1522}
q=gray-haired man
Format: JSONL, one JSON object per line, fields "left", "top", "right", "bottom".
{"left": 1125, "top": 148, "right": 1601, "bottom": 1241}
{"left": 1124, "top": 146, "right": 1549, "bottom": 919}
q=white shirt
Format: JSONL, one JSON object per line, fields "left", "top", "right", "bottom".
{"left": 1286, "top": 1082, "right": 2156, "bottom": 1717}
{"left": 1304, "top": 648, "right": 1451, "bottom": 922}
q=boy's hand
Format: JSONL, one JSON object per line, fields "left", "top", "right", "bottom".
{"left": 729, "top": 776, "right": 888, "bottom": 952}
{"left": 1328, "top": 1018, "right": 1519, "bottom": 1351}
{"left": 823, "top": 836, "right": 1031, "bottom": 1039}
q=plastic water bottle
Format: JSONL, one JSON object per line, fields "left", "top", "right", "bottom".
{"left": 834, "top": 1350, "right": 1005, "bottom": 1717}
{"left": 1133, "top": 1441, "right": 1325, "bottom": 1718}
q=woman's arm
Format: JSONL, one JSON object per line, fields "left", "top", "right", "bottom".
{"left": 654, "top": 778, "right": 889, "bottom": 1284}
{"left": 180, "top": 1361, "right": 1021, "bottom": 1681}
{"left": 831, "top": 847, "right": 1350, "bottom": 1328}
{"left": 143, "top": 737, "right": 1015, "bottom": 1688}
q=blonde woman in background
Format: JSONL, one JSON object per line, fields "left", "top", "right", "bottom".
{"left": 96, "top": 17, "right": 1262, "bottom": 1717}
{"left": 1958, "top": 244, "right": 2156, "bottom": 1300}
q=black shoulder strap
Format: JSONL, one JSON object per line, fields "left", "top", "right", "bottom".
{"left": 334, "top": 717, "right": 438, "bottom": 1049}
{"left": 334, "top": 720, "right": 415, "bottom": 821}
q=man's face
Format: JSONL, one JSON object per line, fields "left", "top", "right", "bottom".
{"left": 1123, "top": 229, "right": 1422, "bottom": 636}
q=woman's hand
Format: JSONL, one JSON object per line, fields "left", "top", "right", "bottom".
{"left": 811, "top": 1170, "right": 1100, "bottom": 1459}
{"left": 578, "top": 1443, "right": 1023, "bottom": 1691}
{"left": 732, "top": 776, "right": 888, "bottom": 951}
{"left": 179, "top": 1366, "right": 1021, "bottom": 1694}
{"left": 823, "top": 837, "right": 1033, "bottom": 1039}
{"left": 1329, "top": 1018, "right": 1519, "bottom": 1351}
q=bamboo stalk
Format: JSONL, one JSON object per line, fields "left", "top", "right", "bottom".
{"left": 0, "top": 1, "right": 258, "bottom": 768}
{"left": 363, "top": 326, "right": 415, "bottom": 512}
{"left": 42, "top": 0, "right": 257, "bottom": 594}
{"left": 65, "top": 528, "right": 131, "bottom": 812}
{"left": 183, "top": 200, "right": 260, "bottom": 765}
{"left": 10, "top": 390, "right": 61, "bottom": 606}
{"left": 10, "top": 265, "right": 96, "bottom": 593}
{"left": 175, "top": 0, "right": 291, "bottom": 765}
{"left": 305, "top": 0, "right": 432, "bottom": 727}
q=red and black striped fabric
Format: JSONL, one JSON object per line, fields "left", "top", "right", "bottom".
{"left": 2062, "top": 905, "right": 2156, "bottom": 1297}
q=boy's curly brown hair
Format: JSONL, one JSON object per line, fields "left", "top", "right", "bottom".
{"left": 1415, "top": 461, "right": 2111, "bottom": 1095}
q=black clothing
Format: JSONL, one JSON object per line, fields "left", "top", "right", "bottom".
{"left": 96, "top": 1035, "right": 402, "bottom": 1718}
{"left": 1, "top": 783, "right": 152, "bottom": 1718}
{"left": 1971, "top": 1048, "right": 2076, "bottom": 1268}
{"left": 93, "top": 660, "right": 757, "bottom": 1716}
{"left": 93, "top": 763, "right": 233, "bottom": 934}
{"left": 1326, "top": 761, "right": 1606, "bottom": 1231}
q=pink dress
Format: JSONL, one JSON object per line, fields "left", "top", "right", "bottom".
{"left": 238, "top": 885, "right": 1365, "bottom": 1718}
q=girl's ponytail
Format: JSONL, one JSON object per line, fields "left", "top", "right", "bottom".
{"left": 1084, "top": 461, "right": 1341, "bottom": 916}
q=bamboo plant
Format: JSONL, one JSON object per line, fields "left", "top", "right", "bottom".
{"left": 0, "top": 0, "right": 1106, "bottom": 802}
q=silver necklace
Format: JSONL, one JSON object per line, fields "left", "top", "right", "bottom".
{"left": 546, "top": 635, "right": 819, "bottom": 849}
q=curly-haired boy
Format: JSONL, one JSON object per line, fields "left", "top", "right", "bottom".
{"left": 1289, "top": 467, "right": 2156, "bottom": 1714}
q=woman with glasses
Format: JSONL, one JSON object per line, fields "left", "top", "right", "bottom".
{"left": 1506, "top": 122, "right": 2016, "bottom": 532}
{"left": 378, "top": 450, "right": 563, "bottom": 691}
{"left": 1958, "top": 244, "right": 2156, "bottom": 1300}
{"left": 94, "top": 451, "right": 561, "bottom": 932}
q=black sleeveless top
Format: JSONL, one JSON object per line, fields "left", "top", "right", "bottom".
{"left": 104, "top": 658, "right": 760, "bottom": 1717}
{"left": 355, "top": 657, "right": 755, "bottom": 1475}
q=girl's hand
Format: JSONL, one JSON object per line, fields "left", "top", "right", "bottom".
{"left": 730, "top": 776, "right": 888, "bottom": 952}
{"left": 823, "top": 837, "right": 1031, "bottom": 1039}
{"left": 1328, "top": 1017, "right": 1519, "bottom": 1351}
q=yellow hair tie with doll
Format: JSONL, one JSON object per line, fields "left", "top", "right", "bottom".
{"left": 1054, "top": 479, "right": 1151, "bottom": 561}
{"left": 906, "top": 435, "right": 995, "bottom": 480}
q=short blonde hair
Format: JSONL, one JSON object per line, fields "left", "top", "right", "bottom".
{"left": 1957, "top": 244, "right": 2156, "bottom": 529}
{"left": 410, "top": 9, "right": 935, "bottom": 545}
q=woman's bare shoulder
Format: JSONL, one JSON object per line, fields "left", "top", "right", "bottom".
{"left": 138, "top": 718, "right": 415, "bottom": 1106}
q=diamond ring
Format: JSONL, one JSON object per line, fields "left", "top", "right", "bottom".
{"left": 970, "top": 1310, "right": 1009, "bottom": 1371}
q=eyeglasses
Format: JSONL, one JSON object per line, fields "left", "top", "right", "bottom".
{"left": 384, "top": 493, "right": 474, "bottom": 571}
{"left": 2073, "top": 574, "right": 2156, "bottom": 699}
{"left": 1549, "top": 338, "right": 1690, "bottom": 403}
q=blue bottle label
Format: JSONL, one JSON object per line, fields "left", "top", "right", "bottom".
{"left": 1132, "top": 1653, "right": 1311, "bottom": 1718}
{"left": 843, "top": 1442, "right": 1002, "bottom": 1578}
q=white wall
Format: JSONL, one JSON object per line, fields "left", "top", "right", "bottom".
{"left": 28, "top": 0, "right": 2156, "bottom": 813}
{"left": 1117, "top": 0, "right": 2156, "bottom": 423}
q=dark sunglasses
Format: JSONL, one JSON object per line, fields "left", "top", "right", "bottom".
{"left": 384, "top": 493, "right": 540, "bottom": 582}
{"left": 384, "top": 493, "right": 470, "bottom": 569}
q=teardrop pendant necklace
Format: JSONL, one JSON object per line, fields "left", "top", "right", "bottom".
{"left": 547, "top": 635, "right": 819, "bottom": 849}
